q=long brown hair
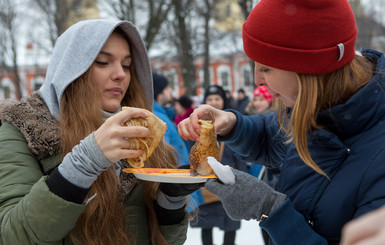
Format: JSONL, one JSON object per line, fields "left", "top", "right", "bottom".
{"left": 60, "top": 32, "right": 178, "bottom": 245}
{"left": 278, "top": 55, "right": 375, "bottom": 176}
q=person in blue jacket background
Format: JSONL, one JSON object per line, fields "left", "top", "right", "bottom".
{"left": 152, "top": 72, "right": 190, "bottom": 166}
{"left": 177, "top": 0, "right": 385, "bottom": 244}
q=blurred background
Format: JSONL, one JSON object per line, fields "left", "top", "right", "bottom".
{"left": 1, "top": 0, "right": 385, "bottom": 102}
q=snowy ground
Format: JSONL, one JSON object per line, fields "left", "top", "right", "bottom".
{"left": 184, "top": 219, "right": 265, "bottom": 245}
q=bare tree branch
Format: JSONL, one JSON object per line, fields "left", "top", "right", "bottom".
{"left": 171, "top": 0, "right": 196, "bottom": 95}
{"left": 0, "top": 0, "right": 22, "bottom": 99}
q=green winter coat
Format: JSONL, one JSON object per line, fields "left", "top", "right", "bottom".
{"left": 0, "top": 109, "right": 187, "bottom": 245}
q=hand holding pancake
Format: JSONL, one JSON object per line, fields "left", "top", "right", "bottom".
{"left": 178, "top": 104, "right": 237, "bottom": 141}
{"left": 93, "top": 107, "right": 151, "bottom": 164}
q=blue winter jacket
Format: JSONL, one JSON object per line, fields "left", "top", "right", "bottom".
{"left": 221, "top": 49, "right": 385, "bottom": 245}
{"left": 153, "top": 102, "right": 189, "bottom": 165}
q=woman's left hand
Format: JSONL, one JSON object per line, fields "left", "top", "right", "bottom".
{"left": 205, "top": 168, "right": 286, "bottom": 221}
{"left": 159, "top": 165, "right": 205, "bottom": 197}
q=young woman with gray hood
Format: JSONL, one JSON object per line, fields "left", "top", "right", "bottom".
{"left": 0, "top": 19, "right": 201, "bottom": 245}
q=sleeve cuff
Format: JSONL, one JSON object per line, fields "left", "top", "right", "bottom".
{"left": 154, "top": 202, "right": 186, "bottom": 225}
{"left": 46, "top": 168, "right": 90, "bottom": 204}
{"left": 260, "top": 199, "right": 327, "bottom": 245}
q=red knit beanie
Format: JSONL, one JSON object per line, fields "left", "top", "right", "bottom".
{"left": 242, "top": 0, "right": 357, "bottom": 74}
{"left": 253, "top": 86, "right": 273, "bottom": 104}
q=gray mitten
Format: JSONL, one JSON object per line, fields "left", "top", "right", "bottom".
{"left": 205, "top": 168, "right": 286, "bottom": 221}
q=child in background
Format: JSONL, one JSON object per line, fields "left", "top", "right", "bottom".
{"left": 246, "top": 85, "right": 274, "bottom": 115}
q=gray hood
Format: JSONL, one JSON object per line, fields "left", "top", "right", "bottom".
{"left": 39, "top": 19, "right": 153, "bottom": 119}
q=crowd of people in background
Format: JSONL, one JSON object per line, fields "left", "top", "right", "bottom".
{"left": 151, "top": 75, "right": 277, "bottom": 245}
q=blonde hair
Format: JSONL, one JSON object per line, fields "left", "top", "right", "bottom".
{"left": 60, "top": 45, "right": 178, "bottom": 244}
{"left": 278, "top": 55, "right": 374, "bottom": 176}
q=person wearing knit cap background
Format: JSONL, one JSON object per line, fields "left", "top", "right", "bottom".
{"left": 188, "top": 84, "right": 249, "bottom": 245}
{"left": 152, "top": 72, "right": 190, "bottom": 166}
{"left": 234, "top": 88, "right": 250, "bottom": 115}
{"left": 177, "top": 0, "right": 385, "bottom": 244}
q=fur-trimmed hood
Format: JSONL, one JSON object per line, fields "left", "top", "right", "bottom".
{"left": 0, "top": 92, "right": 60, "bottom": 160}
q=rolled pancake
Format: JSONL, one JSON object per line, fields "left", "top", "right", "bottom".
{"left": 189, "top": 120, "right": 219, "bottom": 176}
{"left": 122, "top": 106, "right": 167, "bottom": 168}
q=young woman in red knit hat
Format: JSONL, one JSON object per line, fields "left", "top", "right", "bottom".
{"left": 178, "top": 0, "right": 385, "bottom": 244}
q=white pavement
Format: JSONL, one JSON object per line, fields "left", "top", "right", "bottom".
{"left": 184, "top": 219, "right": 265, "bottom": 245}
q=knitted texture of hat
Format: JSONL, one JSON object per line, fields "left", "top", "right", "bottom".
{"left": 242, "top": 0, "right": 357, "bottom": 74}
{"left": 152, "top": 73, "right": 169, "bottom": 99}
{"left": 253, "top": 86, "right": 273, "bottom": 104}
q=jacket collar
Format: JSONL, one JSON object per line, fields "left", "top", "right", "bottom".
{"left": 0, "top": 92, "right": 60, "bottom": 159}
{"left": 318, "top": 49, "right": 385, "bottom": 140}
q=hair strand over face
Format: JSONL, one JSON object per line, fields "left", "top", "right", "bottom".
{"left": 278, "top": 55, "right": 374, "bottom": 177}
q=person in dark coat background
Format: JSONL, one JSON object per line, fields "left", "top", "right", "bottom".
{"left": 189, "top": 85, "right": 249, "bottom": 245}
{"left": 234, "top": 88, "right": 250, "bottom": 115}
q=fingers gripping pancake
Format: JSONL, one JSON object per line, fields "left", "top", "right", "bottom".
{"left": 189, "top": 120, "right": 219, "bottom": 176}
{"left": 122, "top": 107, "right": 167, "bottom": 168}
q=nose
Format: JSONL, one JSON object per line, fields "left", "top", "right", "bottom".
{"left": 111, "top": 64, "right": 126, "bottom": 81}
{"left": 254, "top": 66, "right": 265, "bottom": 86}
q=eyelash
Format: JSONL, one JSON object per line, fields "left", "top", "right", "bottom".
{"left": 95, "top": 61, "right": 131, "bottom": 70}
{"left": 95, "top": 61, "right": 107, "bottom": 66}
{"left": 259, "top": 68, "right": 269, "bottom": 73}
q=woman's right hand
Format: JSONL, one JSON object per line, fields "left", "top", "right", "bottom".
{"left": 177, "top": 104, "right": 237, "bottom": 141}
{"left": 341, "top": 205, "right": 385, "bottom": 245}
{"left": 93, "top": 108, "right": 150, "bottom": 163}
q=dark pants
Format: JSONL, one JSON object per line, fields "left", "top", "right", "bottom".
{"left": 261, "top": 228, "right": 270, "bottom": 245}
{"left": 202, "top": 228, "right": 236, "bottom": 245}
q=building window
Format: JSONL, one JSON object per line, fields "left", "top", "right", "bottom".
{"left": 3, "top": 86, "right": 11, "bottom": 99}
{"left": 221, "top": 71, "right": 229, "bottom": 87}
{"left": 1, "top": 78, "right": 14, "bottom": 100}
{"left": 163, "top": 69, "right": 178, "bottom": 95}
{"left": 216, "top": 64, "right": 231, "bottom": 90}
{"left": 243, "top": 69, "right": 252, "bottom": 87}
{"left": 166, "top": 74, "right": 175, "bottom": 89}
{"left": 32, "top": 77, "right": 44, "bottom": 91}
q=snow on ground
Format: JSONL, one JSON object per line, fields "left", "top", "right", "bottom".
{"left": 184, "top": 219, "right": 265, "bottom": 245}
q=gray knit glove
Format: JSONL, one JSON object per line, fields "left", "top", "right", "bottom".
{"left": 205, "top": 168, "right": 286, "bottom": 221}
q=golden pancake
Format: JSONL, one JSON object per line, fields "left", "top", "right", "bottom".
{"left": 122, "top": 107, "right": 167, "bottom": 168}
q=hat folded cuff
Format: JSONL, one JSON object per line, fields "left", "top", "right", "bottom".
{"left": 242, "top": 27, "right": 357, "bottom": 75}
